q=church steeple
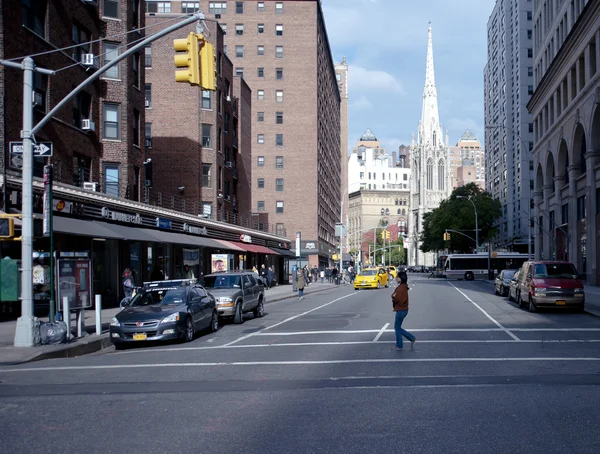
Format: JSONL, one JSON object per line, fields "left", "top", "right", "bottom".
{"left": 419, "top": 22, "right": 442, "bottom": 148}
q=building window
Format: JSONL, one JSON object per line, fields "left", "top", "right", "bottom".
{"left": 209, "top": 2, "right": 227, "bottom": 15}
{"left": 276, "top": 90, "right": 283, "bottom": 103}
{"left": 276, "top": 223, "right": 285, "bottom": 236}
{"left": 235, "top": 24, "right": 243, "bottom": 35}
{"left": 426, "top": 159, "right": 433, "bottom": 190}
{"left": 202, "top": 124, "right": 212, "bottom": 148}
{"left": 257, "top": 134, "right": 265, "bottom": 144}
{"left": 276, "top": 201, "right": 284, "bottom": 213}
{"left": 144, "top": 46, "right": 152, "bottom": 68}
{"left": 157, "top": 2, "right": 172, "bottom": 13}
{"left": 276, "top": 112, "right": 283, "bottom": 124}
{"left": 202, "top": 164, "right": 212, "bottom": 187}
{"left": 103, "top": 104, "right": 120, "bottom": 140}
{"left": 144, "top": 84, "right": 152, "bottom": 108}
{"left": 202, "top": 202, "right": 212, "bottom": 218}
{"left": 72, "top": 23, "right": 90, "bottom": 63}
{"left": 257, "top": 2, "right": 264, "bottom": 12}
{"left": 403, "top": 174, "right": 407, "bottom": 181}
{"left": 235, "top": 67, "right": 243, "bottom": 77}
{"left": 257, "top": 201, "right": 265, "bottom": 211}
{"left": 257, "top": 45, "right": 265, "bottom": 55}
{"left": 181, "top": 2, "right": 199, "bottom": 13}
{"left": 132, "top": 53, "right": 140, "bottom": 87}
{"left": 257, "top": 156, "right": 265, "bottom": 166}
{"left": 528, "top": 66, "right": 533, "bottom": 77}
{"left": 257, "top": 23, "right": 264, "bottom": 33}
{"left": 236, "top": 1, "right": 243, "bottom": 13}
{"left": 217, "top": 166, "right": 222, "bottom": 191}
{"left": 257, "top": 67, "right": 264, "bottom": 77}
{"left": 276, "top": 67, "right": 283, "bottom": 79}
{"left": 33, "top": 72, "right": 48, "bottom": 113}
{"left": 276, "top": 156, "right": 283, "bottom": 168}
{"left": 528, "top": 85, "right": 534, "bottom": 95}
{"left": 103, "top": 43, "right": 120, "bottom": 79}
{"left": 275, "top": 2, "right": 283, "bottom": 14}
{"left": 527, "top": 48, "right": 533, "bottom": 58}
{"left": 257, "top": 111, "right": 264, "bottom": 122}
{"left": 438, "top": 160, "right": 445, "bottom": 191}
{"left": 133, "top": 109, "right": 140, "bottom": 146}
{"left": 235, "top": 45, "right": 244, "bottom": 57}
{"left": 577, "top": 195, "right": 587, "bottom": 220}
{"left": 104, "top": 164, "right": 119, "bottom": 197}
{"left": 72, "top": 91, "right": 91, "bottom": 128}
{"left": 145, "top": 122, "right": 152, "bottom": 147}
{"left": 202, "top": 90, "right": 211, "bottom": 109}
{"left": 257, "top": 89, "right": 265, "bottom": 100}
{"left": 103, "top": 0, "right": 119, "bottom": 19}
{"left": 257, "top": 178, "right": 264, "bottom": 189}
{"left": 276, "top": 46, "right": 283, "bottom": 58}
{"left": 276, "top": 134, "right": 283, "bottom": 146}
{"left": 276, "top": 178, "right": 284, "bottom": 192}
{"left": 527, "top": 29, "right": 532, "bottom": 39}
{"left": 221, "top": 23, "right": 228, "bottom": 34}
{"left": 276, "top": 24, "right": 283, "bottom": 36}
{"left": 526, "top": 11, "right": 532, "bottom": 20}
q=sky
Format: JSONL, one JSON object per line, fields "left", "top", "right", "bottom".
{"left": 322, "top": 0, "right": 496, "bottom": 154}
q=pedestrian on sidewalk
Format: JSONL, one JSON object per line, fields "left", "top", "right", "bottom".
{"left": 391, "top": 271, "right": 416, "bottom": 351}
{"left": 320, "top": 269, "right": 325, "bottom": 283}
{"left": 296, "top": 268, "right": 306, "bottom": 300}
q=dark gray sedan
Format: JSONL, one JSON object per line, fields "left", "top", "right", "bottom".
{"left": 110, "top": 280, "right": 218, "bottom": 348}
{"left": 494, "top": 269, "right": 517, "bottom": 297}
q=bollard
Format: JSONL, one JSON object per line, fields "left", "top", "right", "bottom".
{"left": 63, "top": 297, "right": 71, "bottom": 341}
{"left": 76, "top": 310, "right": 84, "bottom": 338}
{"left": 95, "top": 294, "right": 102, "bottom": 335}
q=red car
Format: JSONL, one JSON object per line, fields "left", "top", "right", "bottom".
{"left": 515, "top": 261, "right": 585, "bottom": 312}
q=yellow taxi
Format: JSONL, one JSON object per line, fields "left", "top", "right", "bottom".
{"left": 354, "top": 268, "right": 389, "bottom": 290}
{"left": 388, "top": 266, "right": 398, "bottom": 279}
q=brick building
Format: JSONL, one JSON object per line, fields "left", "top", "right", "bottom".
{"left": 144, "top": 15, "right": 255, "bottom": 227}
{"left": 206, "top": 0, "right": 341, "bottom": 268}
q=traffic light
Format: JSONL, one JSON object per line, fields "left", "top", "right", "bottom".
{"left": 199, "top": 38, "right": 216, "bottom": 91}
{"left": 0, "top": 217, "right": 15, "bottom": 239}
{"left": 443, "top": 232, "right": 451, "bottom": 241}
{"left": 174, "top": 32, "right": 200, "bottom": 85}
{"left": 381, "top": 230, "right": 390, "bottom": 240}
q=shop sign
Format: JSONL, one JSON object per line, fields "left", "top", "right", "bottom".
{"left": 305, "top": 242, "right": 316, "bottom": 250}
{"left": 156, "top": 217, "right": 172, "bottom": 229}
{"left": 53, "top": 199, "right": 73, "bottom": 214}
{"left": 183, "top": 223, "right": 207, "bottom": 235}
{"left": 240, "top": 234, "right": 252, "bottom": 243}
{"left": 101, "top": 207, "right": 142, "bottom": 225}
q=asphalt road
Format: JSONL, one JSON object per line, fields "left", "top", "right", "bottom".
{"left": 1, "top": 275, "right": 600, "bottom": 453}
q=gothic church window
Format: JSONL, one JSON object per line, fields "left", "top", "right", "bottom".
{"left": 438, "top": 159, "right": 445, "bottom": 191}
{"left": 426, "top": 159, "right": 433, "bottom": 190}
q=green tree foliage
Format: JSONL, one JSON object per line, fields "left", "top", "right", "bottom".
{"left": 419, "top": 183, "right": 501, "bottom": 253}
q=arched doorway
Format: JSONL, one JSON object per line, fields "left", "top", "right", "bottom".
{"left": 573, "top": 123, "right": 587, "bottom": 176}
{"left": 557, "top": 139, "right": 569, "bottom": 185}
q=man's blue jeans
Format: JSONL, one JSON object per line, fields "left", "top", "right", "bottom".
{"left": 394, "top": 310, "right": 415, "bottom": 348}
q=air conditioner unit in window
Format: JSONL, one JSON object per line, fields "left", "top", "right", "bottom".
{"left": 81, "top": 119, "right": 96, "bottom": 131}
{"left": 32, "top": 91, "right": 43, "bottom": 107}
{"left": 145, "top": 100, "right": 150, "bottom": 108}
{"left": 226, "top": 95, "right": 231, "bottom": 102}
{"left": 83, "top": 182, "right": 98, "bottom": 191}
{"left": 145, "top": 138, "right": 153, "bottom": 148}
{"left": 81, "top": 53, "right": 97, "bottom": 67}
{"left": 225, "top": 161, "right": 232, "bottom": 168}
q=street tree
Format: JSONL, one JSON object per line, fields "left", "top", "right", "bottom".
{"left": 419, "top": 183, "right": 501, "bottom": 253}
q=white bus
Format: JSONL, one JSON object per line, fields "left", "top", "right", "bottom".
{"left": 443, "top": 253, "right": 529, "bottom": 281}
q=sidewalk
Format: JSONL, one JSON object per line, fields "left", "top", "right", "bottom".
{"left": 0, "top": 282, "right": 338, "bottom": 366}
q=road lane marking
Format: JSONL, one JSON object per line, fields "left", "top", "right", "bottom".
{"left": 448, "top": 282, "right": 521, "bottom": 341}
{"left": 254, "top": 328, "right": 600, "bottom": 336}
{"left": 223, "top": 292, "right": 358, "bottom": 347}
{"left": 3, "top": 357, "right": 600, "bottom": 373}
{"left": 373, "top": 323, "right": 390, "bottom": 342}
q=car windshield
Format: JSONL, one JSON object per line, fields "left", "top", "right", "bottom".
{"left": 129, "top": 287, "right": 187, "bottom": 306}
{"left": 502, "top": 270, "right": 516, "bottom": 279}
{"left": 360, "top": 270, "right": 377, "bottom": 276}
{"left": 533, "top": 263, "right": 578, "bottom": 279}
{"left": 203, "top": 275, "right": 242, "bottom": 289}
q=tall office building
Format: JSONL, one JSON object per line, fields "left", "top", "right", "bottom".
{"left": 527, "top": 0, "right": 600, "bottom": 283}
{"left": 210, "top": 0, "right": 341, "bottom": 268}
{"left": 336, "top": 57, "right": 349, "bottom": 251}
{"left": 484, "top": 0, "right": 535, "bottom": 253}
{"left": 448, "top": 130, "right": 486, "bottom": 189}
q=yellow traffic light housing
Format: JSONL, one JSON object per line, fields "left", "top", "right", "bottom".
{"left": 0, "top": 217, "right": 15, "bottom": 239}
{"left": 199, "top": 39, "right": 216, "bottom": 90}
{"left": 174, "top": 32, "right": 200, "bottom": 85}
{"left": 443, "top": 232, "right": 450, "bottom": 241}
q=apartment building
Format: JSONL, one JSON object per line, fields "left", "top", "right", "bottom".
{"left": 208, "top": 0, "right": 341, "bottom": 268}
{"left": 336, "top": 57, "right": 349, "bottom": 249}
{"left": 484, "top": 0, "right": 535, "bottom": 253}
{"left": 448, "top": 130, "right": 486, "bottom": 189}
{"left": 527, "top": 0, "right": 600, "bottom": 283}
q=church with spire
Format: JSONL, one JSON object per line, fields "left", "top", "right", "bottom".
{"left": 408, "top": 22, "right": 451, "bottom": 267}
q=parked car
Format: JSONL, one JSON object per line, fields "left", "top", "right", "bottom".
{"left": 508, "top": 270, "right": 521, "bottom": 302}
{"left": 203, "top": 271, "right": 265, "bottom": 324}
{"left": 494, "top": 269, "right": 517, "bottom": 297}
{"left": 354, "top": 268, "right": 389, "bottom": 290}
{"left": 515, "top": 261, "right": 585, "bottom": 312}
{"left": 110, "top": 279, "right": 218, "bottom": 348}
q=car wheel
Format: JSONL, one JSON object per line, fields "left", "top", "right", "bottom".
{"left": 185, "top": 316, "right": 195, "bottom": 342}
{"left": 465, "top": 272, "right": 474, "bottom": 281}
{"left": 253, "top": 298, "right": 265, "bottom": 318}
{"left": 234, "top": 302, "right": 244, "bottom": 324}
{"left": 209, "top": 310, "right": 219, "bottom": 332}
{"left": 528, "top": 295, "right": 537, "bottom": 313}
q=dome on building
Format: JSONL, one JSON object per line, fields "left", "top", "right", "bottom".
{"left": 359, "top": 128, "right": 378, "bottom": 142}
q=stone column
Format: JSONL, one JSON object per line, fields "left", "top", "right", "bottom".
{"left": 553, "top": 175, "right": 566, "bottom": 259}
{"left": 542, "top": 184, "right": 555, "bottom": 260}
{"left": 533, "top": 190, "right": 544, "bottom": 260}
{"left": 567, "top": 165, "right": 580, "bottom": 266}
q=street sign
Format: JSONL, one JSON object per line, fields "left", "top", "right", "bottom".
{"left": 10, "top": 141, "right": 53, "bottom": 157}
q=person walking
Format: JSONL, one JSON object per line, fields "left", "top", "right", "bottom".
{"left": 267, "top": 266, "right": 275, "bottom": 289}
{"left": 296, "top": 268, "right": 306, "bottom": 300}
{"left": 391, "top": 271, "right": 416, "bottom": 351}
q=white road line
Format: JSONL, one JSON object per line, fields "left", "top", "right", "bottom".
{"left": 373, "top": 323, "right": 390, "bottom": 342}
{"left": 223, "top": 292, "right": 358, "bottom": 347}
{"left": 448, "top": 282, "right": 521, "bottom": 341}
{"left": 255, "top": 330, "right": 381, "bottom": 336}
{"left": 254, "top": 328, "right": 600, "bottom": 336}
{"left": 3, "top": 356, "right": 600, "bottom": 373}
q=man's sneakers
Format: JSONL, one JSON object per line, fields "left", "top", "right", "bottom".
{"left": 410, "top": 337, "right": 417, "bottom": 349}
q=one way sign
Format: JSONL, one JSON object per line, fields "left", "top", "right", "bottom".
{"left": 10, "top": 141, "right": 53, "bottom": 157}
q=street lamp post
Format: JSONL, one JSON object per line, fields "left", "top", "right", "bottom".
{"left": 457, "top": 195, "right": 478, "bottom": 252}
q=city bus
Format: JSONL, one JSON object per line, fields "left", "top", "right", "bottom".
{"left": 443, "top": 253, "right": 529, "bottom": 281}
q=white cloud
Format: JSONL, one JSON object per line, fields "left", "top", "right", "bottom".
{"left": 349, "top": 95, "right": 374, "bottom": 110}
{"left": 348, "top": 65, "right": 404, "bottom": 93}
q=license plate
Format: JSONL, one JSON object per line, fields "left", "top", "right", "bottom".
{"left": 556, "top": 300, "right": 566, "bottom": 305}
{"left": 133, "top": 333, "right": 147, "bottom": 340}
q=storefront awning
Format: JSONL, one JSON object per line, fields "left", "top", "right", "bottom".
{"left": 214, "top": 240, "right": 247, "bottom": 252}
{"left": 142, "top": 229, "right": 224, "bottom": 248}
{"left": 270, "top": 247, "right": 297, "bottom": 258}
{"left": 224, "top": 241, "right": 280, "bottom": 255}
{"left": 53, "top": 217, "right": 129, "bottom": 239}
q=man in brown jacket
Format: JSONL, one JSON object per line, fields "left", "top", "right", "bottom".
{"left": 391, "top": 271, "right": 416, "bottom": 350}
